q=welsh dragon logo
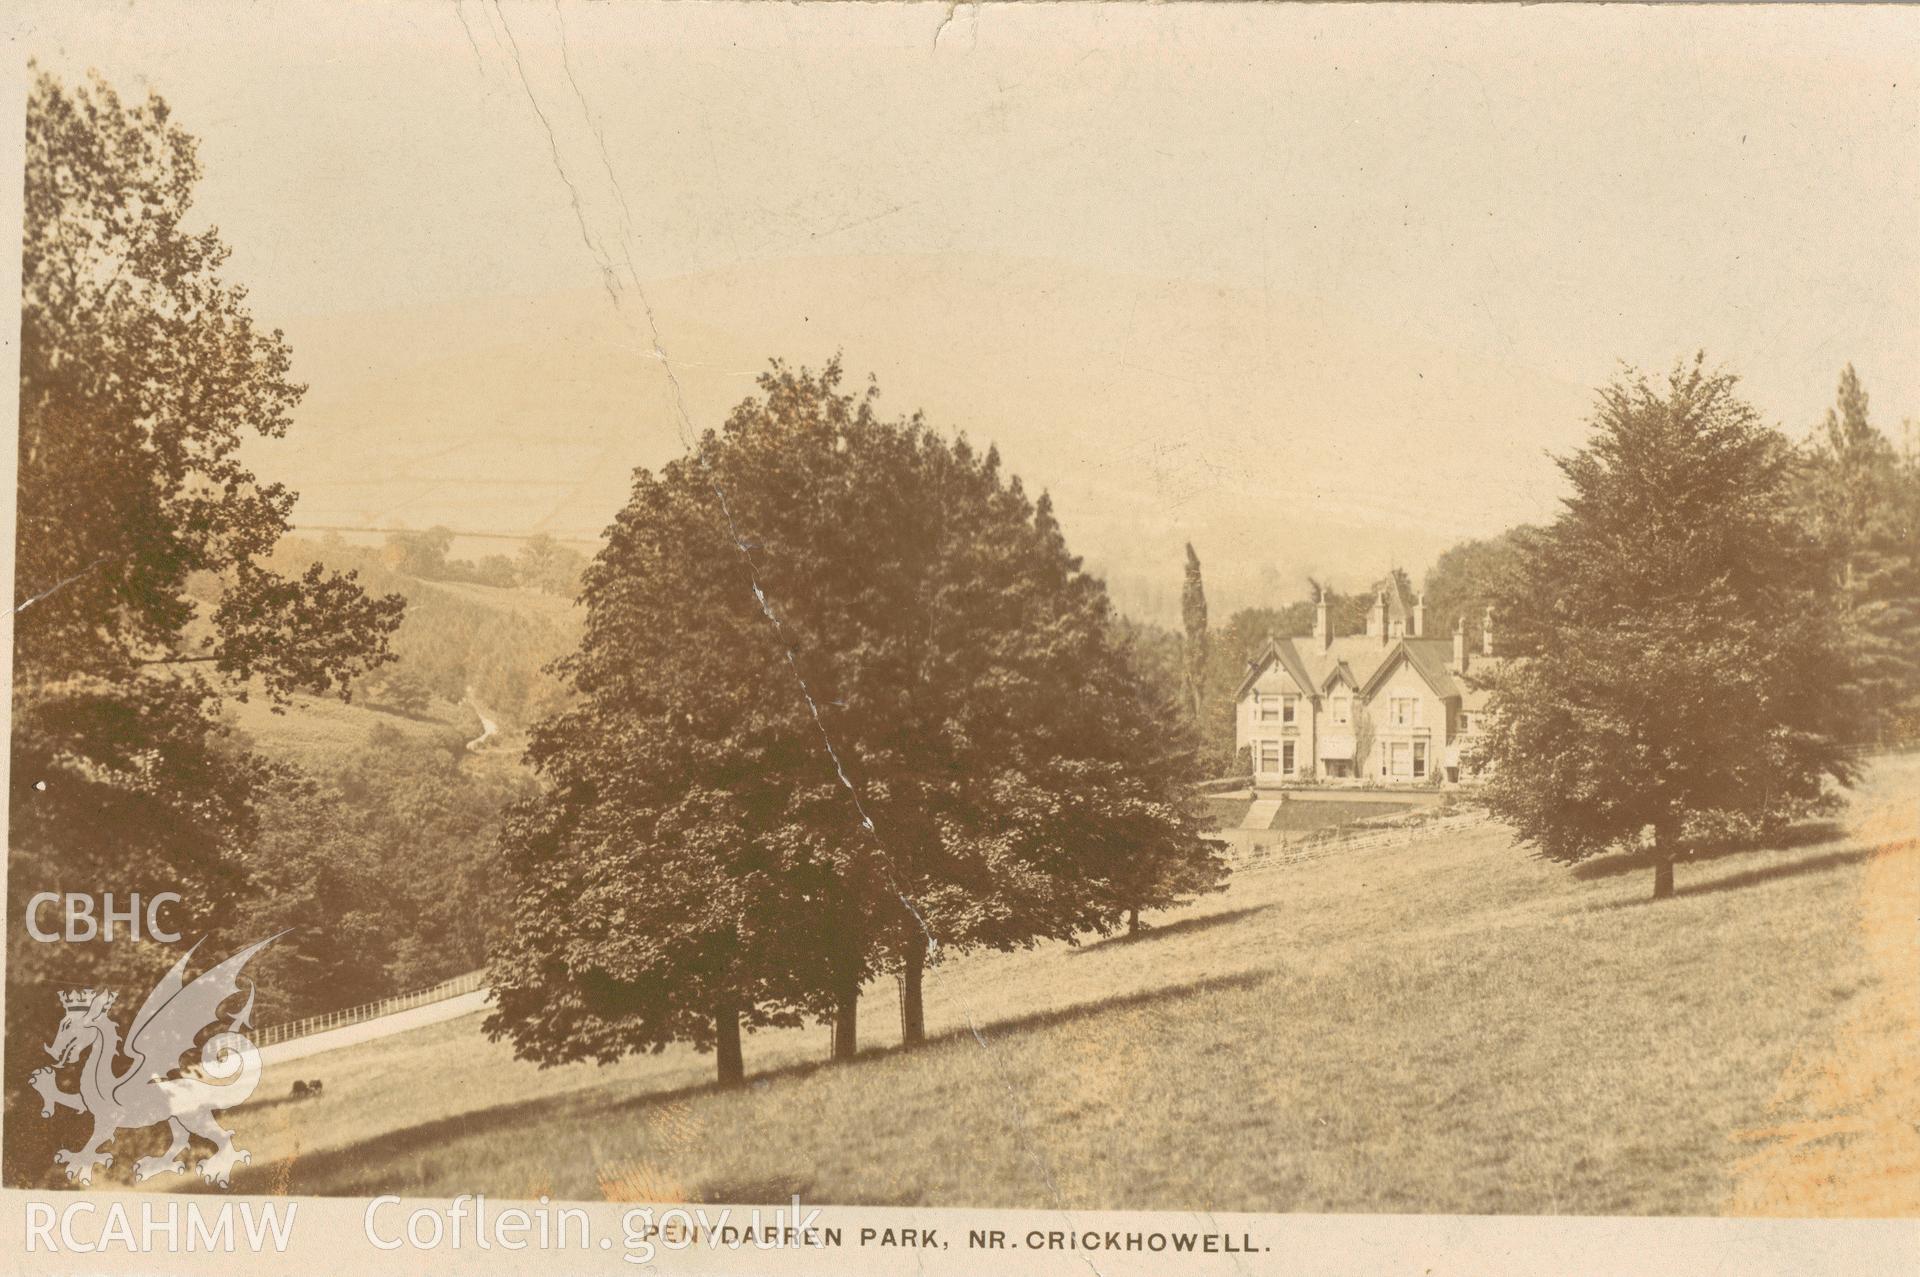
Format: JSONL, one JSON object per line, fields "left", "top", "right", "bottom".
{"left": 29, "top": 935, "right": 278, "bottom": 1188}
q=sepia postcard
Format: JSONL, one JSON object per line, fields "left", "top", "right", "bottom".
{"left": 0, "top": 2, "right": 1916, "bottom": 1273}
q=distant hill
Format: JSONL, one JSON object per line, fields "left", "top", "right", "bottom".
{"left": 246, "top": 253, "right": 1597, "bottom": 627}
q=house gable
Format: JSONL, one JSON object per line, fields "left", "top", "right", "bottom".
{"left": 1358, "top": 640, "right": 1461, "bottom": 701}
{"left": 1233, "top": 572, "right": 1500, "bottom": 786}
{"left": 1233, "top": 638, "right": 1317, "bottom": 703}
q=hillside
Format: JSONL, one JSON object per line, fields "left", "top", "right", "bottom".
{"left": 246, "top": 256, "right": 1599, "bottom": 625}
{"left": 203, "top": 757, "right": 1919, "bottom": 1214}
{"left": 223, "top": 691, "right": 476, "bottom": 775}
{"left": 222, "top": 535, "right": 581, "bottom": 770}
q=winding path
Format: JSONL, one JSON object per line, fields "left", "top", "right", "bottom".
{"left": 463, "top": 687, "right": 499, "bottom": 751}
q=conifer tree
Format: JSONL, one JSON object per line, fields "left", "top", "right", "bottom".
{"left": 1802, "top": 366, "right": 1920, "bottom": 744}
{"left": 1181, "top": 544, "right": 1210, "bottom": 725}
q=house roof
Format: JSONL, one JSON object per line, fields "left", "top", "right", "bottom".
{"left": 1234, "top": 571, "right": 1504, "bottom": 707}
{"left": 1239, "top": 633, "right": 1488, "bottom": 704}
{"left": 1319, "top": 662, "right": 1358, "bottom": 692}
{"left": 1456, "top": 657, "right": 1508, "bottom": 711}
{"left": 1233, "top": 634, "right": 1320, "bottom": 701}
{"left": 1302, "top": 635, "right": 1456, "bottom": 699}
{"left": 1382, "top": 577, "right": 1415, "bottom": 628}
{"left": 1358, "top": 638, "right": 1462, "bottom": 698}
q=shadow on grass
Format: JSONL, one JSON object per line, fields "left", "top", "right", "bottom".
{"left": 241, "top": 1088, "right": 328, "bottom": 1118}
{"left": 1069, "top": 905, "right": 1273, "bottom": 956}
{"left": 1592, "top": 841, "right": 1904, "bottom": 911}
{"left": 219, "top": 968, "right": 1269, "bottom": 1200}
{"left": 693, "top": 1173, "right": 818, "bottom": 1205}
{"left": 1571, "top": 820, "right": 1851, "bottom": 882}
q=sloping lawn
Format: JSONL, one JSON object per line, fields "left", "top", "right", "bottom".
{"left": 206, "top": 759, "right": 1916, "bottom": 1213}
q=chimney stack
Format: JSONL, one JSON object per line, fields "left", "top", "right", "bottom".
{"left": 1482, "top": 607, "right": 1495, "bottom": 657}
{"left": 1314, "top": 585, "right": 1331, "bottom": 650}
{"left": 1452, "top": 616, "right": 1467, "bottom": 673}
{"left": 1370, "top": 592, "right": 1388, "bottom": 645}
{"left": 1413, "top": 591, "right": 1426, "bottom": 638}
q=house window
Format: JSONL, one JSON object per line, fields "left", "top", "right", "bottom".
{"left": 1390, "top": 696, "right": 1419, "bottom": 727}
{"left": 1413, "top": 740, "right": 1428, "bottom": 779}
{"left": 1257, "top": 695, "right": 1279, "bottom": 723}
{"left": 1258, "top": 741, "right": 1281, "bottom": 773}
{"left": 1283, "top": 695, "right": 1298, "bottom": 724}
{"left": 1458, "top": 711, "right": 1473, "bottom": 734}
{"left": 1282, "top": 741, "right": 1296, "bottom": 775}
{"left": 1332, "top": 694, "right": 1349, "bottom": 724}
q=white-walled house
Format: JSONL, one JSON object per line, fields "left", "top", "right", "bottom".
{"left": 1233, "top": 580, "right": 1503, "bottom": 787}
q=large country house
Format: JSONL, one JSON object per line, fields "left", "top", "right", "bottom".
{"left": 1234, "top": 580, "right": 1502, "bottom": 786}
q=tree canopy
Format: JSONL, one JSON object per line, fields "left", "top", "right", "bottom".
{"left": 1473, "top": 357, "right": 1856, "bottom": 899}
{"left": 486, "top": 360, "right": 1221, "bottom": 1083}
{"left": 1421, "top": 529, "right": 1530, "bottom": 639}
{"left": 13, "top": 67, "right": 404, "bottom": 923}
{"left": 1798, "top": 366, "right": 1920, "bottom": 746}
{"left": 8, "top": 69, "right": 404, "bottom": 1184}
{"left": 18, "top": 70, "right": 402, "bottom": 699}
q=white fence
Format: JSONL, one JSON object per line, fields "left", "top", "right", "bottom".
{"left": 253, "top": 969, "right": 488, "bottom": 1047}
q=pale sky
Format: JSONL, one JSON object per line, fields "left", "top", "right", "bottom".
{"left": 11, "top": 2, "right": 1919, "bottom": 621}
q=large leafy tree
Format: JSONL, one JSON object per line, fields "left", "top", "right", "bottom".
{"left": 484, "top": 416, "right": 850, "bottom": 1083}
{"left": 18, "top": 70, "right": 401, "bottom": 697}
{"left": 13, "top": 67, "right": 403, "bottom": 911}
{"left": 8, "top": 71, "right": 401, "bottom": 1182}
{"left": 1474, "top": 357, "right": 1855, "bottom": 900}
{"left": 1422, "top": 528, "right": 1531, "bottom": 638}
{"left": 1081, "top": 636, "right": 1227, "bottom": 936}
{"left": 487, "top": 360, "right": 1219, "bottom": 1082}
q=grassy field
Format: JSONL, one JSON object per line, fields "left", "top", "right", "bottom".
{"left": 210, "top": 757, "right": 1918, "bottom": 1214}
{"left": 223, "top": 690, "right": 474, "bottom": 770}
{"left": 412, "top": 575, "right": 582, "bottom": 619}
{"left": 1202, "top": 795, "right": 1416, "bottom": 835}
{"left": 1269, "top": 797, "right": 1417, "bottom": 833}
{"left": 220, "top": 564, "right": 563, "bottom": 770}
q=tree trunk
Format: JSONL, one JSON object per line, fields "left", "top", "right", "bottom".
{"left": 1127, "top": 906, "right": 1140, "bottom": 936}
{"left": 900, "top": 942, "right": 926, "bottom": 1047}
{"left": 715, "top": 1004, "right": 744, "bottom": 1087}
{"left": 1652, "top": 820, "right": 1677, "bottom": 901}
{"left": 831, "top": 979, "right": 859, "bottom": 1061}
